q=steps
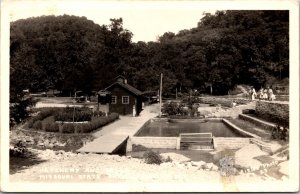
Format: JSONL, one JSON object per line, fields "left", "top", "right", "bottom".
{"left": 179, "top": 133, "right": 214, "bottom": 150}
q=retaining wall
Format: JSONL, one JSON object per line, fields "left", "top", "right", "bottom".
{"left": 127, "top": 137, "right": 179, "bottom": 151}
{"left": 213, "top": 137, "right": 252, "bottom": 149}
{"left": 239, "top": 114, "right": 276, "bottom": 131}
{"left": 222, "top": 119, "right": 260, "bottom": 138}
{"left": 255, "top": 101, "right": 289, "bottom": 126}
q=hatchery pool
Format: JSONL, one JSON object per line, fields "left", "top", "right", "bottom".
{"left": 134, "top": 118, "right": 247, "bottom": 138}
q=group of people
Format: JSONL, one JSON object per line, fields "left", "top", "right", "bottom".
{"left": 249, "top": 86, "right": 276, "bottom": 101}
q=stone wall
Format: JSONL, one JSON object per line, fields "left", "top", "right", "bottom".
{"left": 213, "top": 137, "right": 252, "bottom": 149}
{"left": 127, "top": 137, "right": 179, "bottom": 151}
{"left": 198, "top": 97, "right": 252, "bottom": 107}
{"left": 222, "top": 119, "right": 260, "bottom": 138}
{"left": 255, "top": 101, "right": 289, "bottom": 126}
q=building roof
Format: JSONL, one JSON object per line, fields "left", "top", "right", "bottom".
{"left": 105, "top": 81, "right": 143, "bottom": 96}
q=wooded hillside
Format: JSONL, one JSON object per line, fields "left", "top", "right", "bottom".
{"left": 10, "top": 11, "right": 289, "bottom": 98}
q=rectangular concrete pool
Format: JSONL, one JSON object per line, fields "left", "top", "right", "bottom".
{"left": 135, "top": 118, "right": 246, "bottom": 137}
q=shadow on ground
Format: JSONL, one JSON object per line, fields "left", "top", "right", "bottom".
{"left": 10, "top": 152, "right": 47, "bottom": 175}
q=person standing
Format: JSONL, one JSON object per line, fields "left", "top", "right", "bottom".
{"left": 251, "top": 87, "right": 256, "bottom": 100}
{"left": 258, "top": 88, "right": 264, "bottom": 100}
{"left": 267, "top": 87, "right": 273, "bottom": 101}
{"left": 248, "top": 88, "right": 252, "bottom": 99}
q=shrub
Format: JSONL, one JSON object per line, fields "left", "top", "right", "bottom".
{"left": 143, "top": 151, "right": 163, "bottom": 165}
{"left": 163, "top": 102, "right": 189, "bottom": 116}
{"left": 33, "top": 120, "right": 43, "bottom": 130}
{"left": 10, "top": 140, "right": 29, "bottom": 158}
{"left": 62, "top": 123, "right": 75, "bottom": 133}
{"left": 44, "top": 122, "right": 60, "bottom": 132}
{"left": 163, "top": 102, "right": 179, "bottom": 115}
{"left": 10, "top": 96, "right": 37, "bottom": 126}
{"left": 271, "top": 125, "right": 289, "bottom": 141}
{"left": 93, "top": 110, "right": 106, "bottom": 117}
{"left": 164, "top": 156, "right": 173, "bottom": 163}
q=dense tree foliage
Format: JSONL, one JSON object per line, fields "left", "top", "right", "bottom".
{"left": 11, "top": 11, "right": 289, "bottom": 100}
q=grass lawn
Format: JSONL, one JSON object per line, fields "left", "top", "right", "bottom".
{"left": 37, "top": 97, "right": 98, "bottom": 106}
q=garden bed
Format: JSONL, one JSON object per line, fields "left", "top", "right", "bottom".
{"left": 25, "top": 107, "right": 119, "bottom": 134}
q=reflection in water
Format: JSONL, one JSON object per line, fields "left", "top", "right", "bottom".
{"left": 136, "top": 119, "right": 242, "bottom": 137}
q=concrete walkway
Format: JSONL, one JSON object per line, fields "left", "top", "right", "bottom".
{"left": 77, "top": 104, "right": 159, "bottom": 153}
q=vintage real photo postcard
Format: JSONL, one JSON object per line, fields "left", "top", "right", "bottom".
{"left": 1, "top": 0, "right": 299, "bottom": 192}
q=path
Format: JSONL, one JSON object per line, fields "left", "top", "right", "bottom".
{"left": 77, "top": 104, "right": 159, "bottom": 153}
{"left": 207, "top": 101, "right": 256, "bottom": 118}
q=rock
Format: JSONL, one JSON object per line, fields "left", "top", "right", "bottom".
{"left": 206, "top": 162, "right": 214, "bottom": 170}
{"left": 160, "top": 153, "right": 190, "bottom": 163}
{"left": 48, "top": 143, "right": 54, "bottom": 148}
{"left": 57, "top": 142, "right": 66, "bottom": 147}
{"left": 176, "top": 163, "right": 186, "bottom": 169}
{"left": 235, "top": 144, "right": 268, "bottom": 169}
{"left": 44, "top": 139, "right": 50, "bottom": 146}
{"left": 211, "top": 164, "right": 219, "bottom": 171}
{"left": 191, "top": 161, "right": 206, "bottom": 167}
{"left": 38, "top": 143, "right": 44, "bottom": 147}
{"left": 185, "top": 162, "right": 193, "bottom": 167}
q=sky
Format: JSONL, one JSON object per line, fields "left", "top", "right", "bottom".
{"left": 8, "top": 0, "right": 217, "bottom": 42}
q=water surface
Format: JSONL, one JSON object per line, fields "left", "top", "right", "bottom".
{"left": 135, "top": 119, "right": 242, "bottom": 137}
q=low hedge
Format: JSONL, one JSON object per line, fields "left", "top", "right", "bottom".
{"left": 79, "top": 113, "right": 119, "bottom": 133}
{"left": 62, "top": 123, "right": 76, "bottom": 133}
{"left": 93, "top": 110, "right": 106, "bottom": 117}
{"left": 44, "top": 122, "right": 60, "bottom": 132}
{"left": 27, "top": 108, "right": 58, "bottom": 128}
{"left": 32, "top": 120, "right": 43, "bottom": 130}
{"left": 58, "top": 112, "right": 119, "bottom": 133}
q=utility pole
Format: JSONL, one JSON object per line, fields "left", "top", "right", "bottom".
{"left": 73, "top": 91, "right": 76, "bottom": 123}
{"left": 159, "top": 73, "right": 163, "bottom": 117}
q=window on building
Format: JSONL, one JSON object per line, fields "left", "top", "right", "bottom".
{"left": 122, "top": 96, "right": 129, "bottom": 104}
{"left": 111, "top": 96, "right": 117, "bottom": 104}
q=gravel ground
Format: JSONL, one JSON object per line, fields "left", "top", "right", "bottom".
{"left": 9, "top": 148, "right": 290, "bottom": 192}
